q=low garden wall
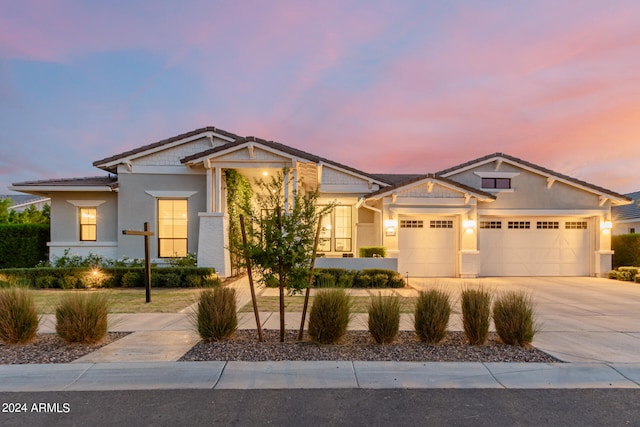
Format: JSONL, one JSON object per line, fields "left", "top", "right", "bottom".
{"left": 315, "top": 257, "right": 398, "bottom": 271}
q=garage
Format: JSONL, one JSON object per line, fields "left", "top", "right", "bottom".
{"left": 398, "top": 216, "right": 458, "bottom": 277}
{"left": 479, "top": 217, "right": 591, "bottom": 276}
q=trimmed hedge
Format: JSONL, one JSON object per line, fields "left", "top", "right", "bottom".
{"left": 359, "top": 246, "right": 386, "bottom": 258}
{"left": 0, "top": 267, "right": 219, "bottom": 289}
{"left": 312, "top": 268, "right": 405, "bottom": 288}
{"left": 0, "top": 224, "right": 49, "bottom": 268}
{"left": 612, "top": 234, "right": 640, "bottom": 269}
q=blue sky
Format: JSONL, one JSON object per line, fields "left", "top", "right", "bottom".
{"left": 1, "top": 0, "right": 639, "bottom": 194}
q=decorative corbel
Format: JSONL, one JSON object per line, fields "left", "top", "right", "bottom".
{"left": 426, "top": 180, "right": 434, "bottom": 193}
{"left": 247, "top": 143, "right": 255, "bottom": 159}
{"left": 464, "top": 193, "right": 472, "bottom": 204}
{"left": 391, "top": 192, "right": 397, "bottom": 203}
{"left": 123, "top": 159, "right": 132, "bottom": 172}
{"left": 599, "top": 196, "right": 608, "bottom": 207}
{"left": 495, "top": 159, "right": 503, "bottom": 171}
{"left": 547, "top": 177, "right": 556, "bottom": 189}
{"left": 207, "top": 134, "right": 214, "bottom": 147}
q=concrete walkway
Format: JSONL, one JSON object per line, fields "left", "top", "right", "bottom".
{"left": 4, "top": 275, "right": 640, "bottom": 391}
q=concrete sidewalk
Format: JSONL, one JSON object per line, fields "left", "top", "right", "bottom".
{"left": 4, "top": 275, "right": 640, "bottom": 391}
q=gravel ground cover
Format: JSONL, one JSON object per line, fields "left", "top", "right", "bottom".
{"left": 180, "top": 330, "right": 559, "bottom": 363}
{"left": 0, "top": 333, "right": 130, "bottom": 364}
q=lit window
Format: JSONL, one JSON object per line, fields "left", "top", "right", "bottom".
{"left": 482, "top": 177, "right": 511, "bottom": 189}
{"left": 318, "top": 205, "right": 352, "bottom": 252}
{"left": 158, "top": 199, "right": 188, "bottom": 258}
{"left": 79, "top": 208, "right": 97, "bottom": 241}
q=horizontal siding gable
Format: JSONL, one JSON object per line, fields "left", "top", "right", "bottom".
{"left": 397, "top": 182, "right": 461, "bottom": 198}
{"left": 136, "top": 137, "right": 226, "bottom": 166}
{"left": 322, "top": 166, "right": 369, "bottom": 185}
{"left": 214, "top": 146, "right": 291, "bottom": 162}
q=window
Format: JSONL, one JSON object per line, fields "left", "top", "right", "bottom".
{"left": 508, "top": 221, "right": 530, "bottom": 229}
{"left": 566, "top": 221, "right": 588, "bottom": 230}
{"left": 631, "top": 228, "right": 636, "bottom": 234}
{"left": 480, "top": 221, "right": 502, "bottom": 229}
{"left": 79, "top": 208, "right": 97, "bottom": 241}
{"left": 400, "top": 220, "right": 424, "bottom": 228}
{"left": 537, "top": 221, "right": 559, "bottom": 229}
{"left": 318, "top": 205, "right": 352, "bottom": 252}
{"left": 481, "top": 177, "right": 511, "bottom": 189}
{"left": 158, "top": 199, "right": 188, "bottom": 258}
{"left": 430, "top": 220, "right": 453, "bottom": 229}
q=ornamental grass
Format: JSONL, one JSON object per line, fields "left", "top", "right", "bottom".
{"left": 413, "top": 289, "right": 452, "bottom": 344}
{"left": 55, "top": 293, "right": 109, "bottom": 344}
{"left": 308, "top": 289, "right": 352, "bottom": 344}
{"left": 460, "top": 286, "right": 492, "bottom": 345}
{"left": 0, "top": 287, "right": 40, "bottom": 344}
{"left": 192, "top": 287, "right": 237, "bottom": 342}
{"left": 368, "top": 293, "right": 400, "bottom": 344}
{"left": 493, "top": 290, "right": 539, "bottom": 347}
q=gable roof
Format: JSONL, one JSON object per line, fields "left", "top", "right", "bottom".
{"left": 181, "top": 136, "right": 392, "bottom": 186}
{"left": 613, "top": 191, "right": 640, "bottom": 220}
{"left": 438, "top": 152, "right": 632, "bottom": 204}
{"left": 93, "top": 126, "right": 242, "bottom": 173}
{"left": 366, "top": 173, "right": 496, "bottom": 201}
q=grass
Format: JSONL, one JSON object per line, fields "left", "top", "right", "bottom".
{"left": 240, "top": 295, "right": 416, "bottom": 313}
{"left": 30, "top": 288, "right": 203, "bottom": 313}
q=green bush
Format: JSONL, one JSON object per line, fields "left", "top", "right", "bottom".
{"left": 616, "top": 270, "right": 634, "bottom": 281}
{"left": 461, "top": 286, "right": 492, "bottom": 345}
{"left": 192, "top": 287, "right": 237, "bottom": 341}
{"left": 355, "top": 274, "right": 372, "bottom": 288}
{"left": 0, "top": 287, "right": 40, "bottom": 344}
{"left": 358, "top": 269, "right": 405, "bottom": 288}
{"left": 608, "top": 270, "right": 619, "bottom": 279}
{"left": 413, "top": 289, "right": 451, "bottom": 344}
{"left": 315, "top": 272, "right": 336, "bottom": 288}
{"left": 308, "top": 289, "right": 352, "bottom": 344}
{"left": 635, "top": 274, "right": 640, "bottom": 284}
{"left": 61, "top": 275, "right": 81, "bottom": 289}
{"left": 337, "top": 272, "right": 355, "bottom": 288}
{"left": 493, "top": 291, "right": 538, "bottom": 347}
{"left": 121, "top": 271, "right": 142, "bottom": 288}
{"left": 612, "top": 234, "right": 640, "bottom": 268}
{"left": 0, "top": 224, "right": 49, "bottom": 268}
{"left": 359, "top": 246, "right": 386, "bottom": 258}
{"left": 202, "top": 273, "right": 222, "bottom": 288}
{"left": 35, "top": 275, "right": 57, "bottom": 289}
{"left": 368, "top": 293, "right": 400, "bottom": 344}
{"left": 55, "top": 293, "right": 109, "bottom": 344}
{"left": 371, "top": 273, "right": 389, "bottom": 288}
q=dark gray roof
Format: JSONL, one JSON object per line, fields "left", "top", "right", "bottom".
{"left": 11, "top": 176, "right": 118, "bottom": 188}
{"left": 181, "top": 136, "right": 393, "bottom": 185}
{"left": 369, "top": 174, "right": 425, "bottom": 185}
{"left": 613, "top": 191, "right": 640, "bottom": 220}
{"left": 93, "top": 126, "right": 242, "bottom": 173}
{"left": 438, "top": 152, "right": 632, "bottom": 202}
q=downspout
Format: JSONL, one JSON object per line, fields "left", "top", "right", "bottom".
{"left": 357, "top": 197, "right": 383, "bottom": 246}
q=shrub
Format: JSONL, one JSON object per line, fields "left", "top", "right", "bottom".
{"left": 202, "top": 273, "right": 222, "bottom": 288}
{"left": 368, "top": 293, "right": 400, "bottom": 344}
{"left": 492, "top": 291, "right": 538, "bottom": 347}
{"left": 185, "top": 274, "right": 202, "bottom": 288}
{"left": 359, "top": 246, "right": 386, "bottom": 258}
{"left": 388, "top": 273, "right": 406, "bottom": 288}
{"left": 371, "top": 273, "right": 389, "bottom": 288}
{"left": 337, "top": 272, "right": 355, "bottom": 288}
{"left": 413, "top": 289, "right": 451, "bottom": 344}
{"left": 616, "top": 270, "right": 634, "bottom": 281}
{"left": 0, "top": 224, "right": 49, "bottom": 268}
{"left": 461, "top": 286, "right": 492, "bottom": 345}
{"left": 55, "top": 293, "right": 109, "bottom": 344}
{"left": 0, "top": 287, "right": 40, "bottom": 344}
{"left": 121, "top": 271, "right": 142, "bottom": 288}
{"left": 61, "top": 275, "right": 81, "bottom": 290}
{"left": 612, "top": 234, "right": 640, "bottom": 268}
{"left": 635, "top": 274, "right": 640, "bottom": 284}
{"left": 35, "top": 275, "right": 57, "bottom": 289}
{"left": 308, "top": 289, "right": 352, "bottom": 344}
{"left": 192, "top": 287, "right": 237, "bottom": 341}
{"left": 315, "top": 272, "right": 336, "bottom": 288}
{"left": 355, "top": 274, "right": 372, "bottom": 288}
{"left": 608, "top": 270, "right": 619, "bottom": 279}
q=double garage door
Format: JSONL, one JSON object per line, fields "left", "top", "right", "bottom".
{"left": 479, "top": 217, "right": 591, "bottom": 276}
{"left": 398, "top": 215, "right": 591, "bottom": 277}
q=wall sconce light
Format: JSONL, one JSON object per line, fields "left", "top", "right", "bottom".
{"left": 463, "top": 219, "right": 476, "bottom": 233}
{"left": 601, "top": 220, "right": 613, "bottom": 233}
{"left": 384, "top": 219, "right": 398, "bottom": 236}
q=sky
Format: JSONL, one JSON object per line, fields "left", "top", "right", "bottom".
{"left": 1, "top": 0, "right": 639, "bottom": 195}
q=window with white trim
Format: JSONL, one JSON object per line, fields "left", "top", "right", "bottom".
{"left": 400, "top": 220, "right": 423, "bottom": 228}
{"left": 318, "top": 205, "right": 352, "bottom": 252}
{"left": 508, "top": 221, "right": 530, "bottom": 229}
{"left": 158, "top": 199, "right": 188, "bottom": 258}
{"left": 430, "top": 220, "right": 453, "bottom": 229}
{"left": 480, "top": 221, "right": 502, "bottom": 229}
{"left": 79, "top": 208, "right": 97, "bottom": 241}
{"left": 481, "top": 177, "right": 511, "bottom": 189}
{"left": 537, "top": 221, "right": 559, "bottom": 229}
{"left": 630, "top": 227, "right": 636, "bottom": 234}
{"left": 566, "top": 221, "right": 588, "bottom": 230}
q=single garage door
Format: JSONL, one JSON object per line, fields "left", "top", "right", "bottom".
{"left": 479, "top": 217, "right": 590, "bottom": 276}
{"left": 398, "top": 216, "right": 457, "bottom": 277}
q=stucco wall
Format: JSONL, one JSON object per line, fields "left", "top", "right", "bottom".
{"left": 50, "top": 191, "right": 118, "bottom": 243}
{"left": 116, "top": 172, "right": 206, "bottom": 259}
{"left": 447, "top": 162, "right": 602, "bottom": 210}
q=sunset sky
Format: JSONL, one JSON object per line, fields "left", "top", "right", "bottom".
{"left": 1, "top": 0, "right": 639, "bottom": 195}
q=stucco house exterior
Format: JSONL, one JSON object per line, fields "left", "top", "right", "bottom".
{"left": 612, "top": 191, "right": 640, "bottom": 235}
{"left": 10, "top": 126, "right": 632, "bottom": 278}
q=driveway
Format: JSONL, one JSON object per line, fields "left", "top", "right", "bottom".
{"left": 408, "top": 277, "right": 640, "bottom": 363}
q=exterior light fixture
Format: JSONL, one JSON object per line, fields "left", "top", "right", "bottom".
{"left": 601, "top": 220, "right": 613, "bottom": 233}
{"left": 384, "top": 219, "right": 398, "bottom": 236}
{"left": 463, "top": 219, "right": 476, "bottom": 233}
{"left": 262, "top": 171, "right": 268, "bottom": 176}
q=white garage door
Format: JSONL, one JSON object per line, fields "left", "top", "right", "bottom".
{"left": 398, "top": 216, "right": 457, "bottom": 277}
{"left": 479, "top": 217, "right": 590, "bottom": 276}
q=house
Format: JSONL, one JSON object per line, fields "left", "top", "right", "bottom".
{"left": 612, "top": 191, "right": 640, "bottom": 235}
{"left": 0, "top": 195, "right": 50, "bottom": 213}
{"left": 10, "top": 126, "right": 632, "bottom": 278}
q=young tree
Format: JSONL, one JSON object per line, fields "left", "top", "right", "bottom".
{"left": 242, "top": 169, "right": 333, "bottom": 342}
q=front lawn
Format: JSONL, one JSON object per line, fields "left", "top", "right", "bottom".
{"left": 31, "top": 288, "right": 202, "bottom": 314}
{"left": 240, "top": 295, "right": 417, "bottom": 313}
